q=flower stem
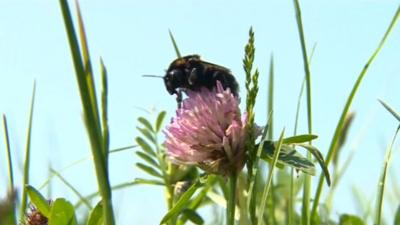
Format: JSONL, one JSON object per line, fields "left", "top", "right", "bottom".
{"left": 227, "top": 173, "right": 237, "bottom": 225}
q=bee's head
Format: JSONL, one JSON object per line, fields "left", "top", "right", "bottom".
{"left": 164, "top": 69, "right": 185, "bottom": 95}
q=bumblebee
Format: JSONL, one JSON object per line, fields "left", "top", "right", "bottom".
{"left": 164, "top": 55, "right": 239, "bottom": 105}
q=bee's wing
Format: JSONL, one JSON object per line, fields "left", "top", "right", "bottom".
{"left": 201, "top": 60, "right": 232, "bottom": 73}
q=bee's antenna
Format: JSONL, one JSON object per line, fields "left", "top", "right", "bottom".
{"left": 142, "top": 75, "right": 164, "bottom": 78}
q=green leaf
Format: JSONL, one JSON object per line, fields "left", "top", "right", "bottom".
{"left": 156, "top": 111, "right": 167, "bottom": 132}
{"left": 339, "top": 214, "right": 365, "bottom": 225}
{"left": 49, "top": 198, "right": 78, "bottom": 225}
{"left": 160, "top": 177, "right": 204, "bottom": 224}
{"left": 26, "top": 185, "right": 50, "bottom": 217}
{"left": 137, "top": 127, "right": 156, "bottom": 144}
{"left": 133, "top": 178, "right": 164, "bottom": 186}
{"left": 261, "top": 141, "right": 316, "bottom": 175}
{"left": 395, "top": 204, "right": 400, "bottom": 225}
{"left": 138, "top": 117, "right": 154, "bottom": 132}
{"left": 298, "top": 143, "right": 331, "bottom": 185}
{"left": 86, "top": 201, "right": 104, "bottom": 225}
{"left": 135, "top": 137, "right": 156, "bottom": 157}
{"left": 136, "top": 163, "right": 162, "bottom": 178}
{"left": 379, "top": 99, "right": 400, "bottom": 122}
{"left": 181, "top": 209, "right": 204, "bottom": 225}
{"left": 169, "top": 30, "right": 182, "bottom": 58}
{"left": 136, "top": 151, "right": 159, "bottom": 168}
{"left": 283, "top": 134, "right": 318, "bottom": 144}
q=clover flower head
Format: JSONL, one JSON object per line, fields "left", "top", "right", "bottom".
{"left": 164, "top": 81, "right": 248, "bottom": 176}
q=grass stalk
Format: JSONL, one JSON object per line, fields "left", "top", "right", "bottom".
{"left": 257, "top": 129, "right": 285, "bottom": 225}
{"left": 227, "top": 173, "right": 238, "bottom": 225}
{"left": 3, "top": 115, "right": 14, "bottom": 191}
{"left": 3, "top": 115, "right": 17, "bottom": 225}
{"left": 311, "top": 6, "right": 400, "bottom": 220}
{"left": 292, "top": 1, "right": 313, "bottom": 224}
{"left": 375, "top": 126, "right": 400, "bottom": 225}
{"left": 19, "top": 82, "right": 36, "bottom": 220}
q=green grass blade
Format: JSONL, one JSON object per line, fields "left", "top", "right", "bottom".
{"left": 293, "top": 0, "right": 313, "bottom": 137}
{"left": 379, "top": 99, "right": 400, "bottom": 122}
{"left": 311, "top": 6, "right": 400, "bottom": 219}
{"left": 375, "top": 125, "right": 400, "bottom": 225}
{"left": 257, "top": 129, "right": 285, "bottom": 225}
{"left": 292, "top": 1, "right": 314, "bottom": 223}
{"left": 51, "top": 168, "right": 93, "bottom": 210}
{"left": 3, "top": 115, "right": 14, "bottom": 190}
{"left": 283, "top": 134, "right": 318, "bottom": 144}
{"left": 394, "top": 205, "right": 400, "bottom": 225}
{"left": 59, "top": 1, "right": 115, "bottom": 224}
{"left": 38, "top": 145, "right": 136, "bottom": 190}
{"left": 248, "top": 113, "right": 272, "bottom": 224}
{"left": 290, "top": 76, "right": 305, "bottom": 225}
{"left": 160, "top": 178, "right": 204, "bottom": 225}
{"left": 100, "top": 58, "right": 110, "bottom": 164}
{"left": 176, "top": 176, "right": 217, "bottom": 225}
{"left": 169, "top": 30, "right": 182, "bottom": 58}
{"left": 19, "top": 82, "right": 36, "bottom": 220}
{"left": 0, "top": 190, "right": 17, "bottom": 225}
{"left": 268, "top": 54, "right": 274, "bottom": 140}
{"left": 76, "top": 2, "right": 102, "bottom": 139}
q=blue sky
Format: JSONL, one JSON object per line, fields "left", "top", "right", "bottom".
{"left": 0, "top": 1, "right": 400, "bottom": 224}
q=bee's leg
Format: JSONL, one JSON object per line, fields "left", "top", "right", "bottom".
{"left": 176, "top": 89, "right": 183, "bottom": 108}
{"left": 188, "top": 68, "right": 198, "bottom": 86}
{"left": 212, "top": 71, "right": 228, "bottom": 88}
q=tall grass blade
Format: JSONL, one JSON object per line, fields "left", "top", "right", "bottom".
{"left": 160, "top": 177, "right": 204, "bottom": 225}
{"left": 169, "top": 30, "right": 182, "bottom": 58}
{"left": 257, "top": 129, "right": 285, "bottom": 225}
{"left": 2, "top": 115, "right": 17, "bottom": 225}
{"left": 101, "top": 59, "right": 110, "bottom": 163}
{"left": 395, "top": 205, "right": 400, "bottom": 225}
{"left": 379, "top": 99, "right": 400, "bottom": 122}
{"left": 248, "top": 113, "right": 272, "bottom": 225}
{"left": 59, "top": 1, "right": 115, "bottom": 224}
{"left": 290, "top": 77, "right": 305, "bottom": 225}
{"left": 76, "top": 1, "right": 102, "bottom": 138}
{"left": 289, "top": 39, "right": 314, "bottom": 222}
{"left": 292, "top": 0, "right": 313, "bottom": 224}
{"left": 311, "top": 6, "right": 400, "bottom": 219}
{"left": 3, "top": 115, "right": 14, "bottom": 190}
{"left": 375, "top": 125, "right": 400, "bottom": 225}
{"left": 19, "top": 82, "right": 36, "bottom": 220}
{"left": 268, "top": 54, "right": 274, "bottom": 140}
{"left": 267, "top": 54, "right": 276, "bottom": 225}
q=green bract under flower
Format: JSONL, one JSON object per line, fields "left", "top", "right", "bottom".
{"left": 164, "top": 81, "right": 250, "bottom": 176}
